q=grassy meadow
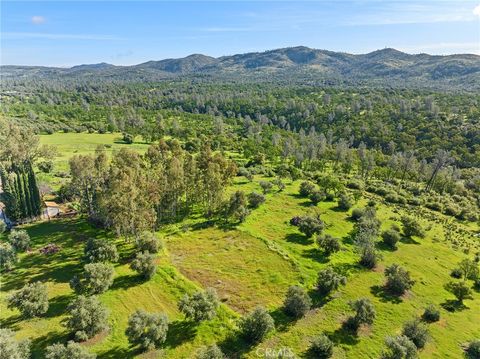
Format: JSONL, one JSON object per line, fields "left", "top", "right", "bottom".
{"left": 1, "top": 132, "right": 479, "bottom": 358}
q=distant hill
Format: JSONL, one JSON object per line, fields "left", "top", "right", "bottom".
{"left": 2, "top": 46, "right": 479, "bottom": 89}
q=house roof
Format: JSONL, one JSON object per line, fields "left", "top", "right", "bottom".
{"left": 44, "top": 201, "right": 59, "bottom": 208}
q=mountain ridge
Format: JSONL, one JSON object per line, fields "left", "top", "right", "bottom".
{"left": 2, "top": 46, "right": 479, "bottom": 89}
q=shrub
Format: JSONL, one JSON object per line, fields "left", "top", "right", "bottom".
{"left": 248, "top": 192, "right": 266, "bottom": 209}
{"left": 297, "top": 215, "right": 324, "bottom": 238}
{"left": 70, "top": 263, "right": 115, "bottom": 295}
{"left": 316, "top": 267, "right": 347, "bottom": 296}
{"left": 122, "top": 133, "right": 134, "bottom": 144}
{"left": 444, "top": 205, "right": 460, "bottom": 217}
{"left": 325, "top": 192, "right": 335, "bottom": 201}
{"left": 402, "top": 319, "right": 429, "bottom": 349}
{"left": 380, "top": 335, "right": 417, "bottom": 359}
{"left": 136, "top": 232, "right": 162, "bottom": 253}
{"left": 259, "top": 181, "right": 273, "bottom": 194}
{"left": 317, "top": 234, "right": 341, "bottom": 256}
{"left": 346, "top": 298, "right": 376, "bottom": 331}
{"left": 0, "top": 243, "right": 17, "bottom": 271}
{"left": 401, "top": 217, "right": 425, "bottom": 238}
{"left": 457, "top": 259, "right": 480, "bottom": 281}
{"left": 130, "top": 252, "right": 157, "bottom": 280}
{"left": 84, "top": 238, "right": 119, "bottom": 263}
{"left": 45, "top": 341, "right": 96, "bottom": 359}
{"left": 337, "top": 192, "right": 353, "bottom": 211}
{"left": 178, "top": 288, "right": 219, "bottom": 322}
{"left": 196, "top": 344, "right": 225, "bottom": 359}
{"left": 381, "top": 228, "right": 401, "bottom": 250}
{"left": 290, "top": 216, "right": 301, "bottom": 226}
{"left": 239, "top": 306, "right": 275, "bottom": 343}
{"left": 273, "top": 178, "right": 285, "bottom": 192}
{"left": 422, "top": 305, "right": 440, "bottom": 323}
{"left": 351, "top": 208, "right": 365, "bottom": 221}
{"left": 309, "top": 190, "right": 325, "bottom": 205}
{"left": 465, "top": 339, "right": 480, "bottom": 359}
{"left": 224, "top": 191, "right": 249, "bottom": 223}
{"left": 384, "top": 264, "right": 415, "bottom": 296}
{"left": 0, "top": 221, "right": 6, "bottom": 234}
{"left": 358, "top": 242, "right": 378, "bottom": 269}
{"left": 0, "top": 328, "right": 31, "bottom": 359}
{"left": 125, "top": 310, "right": 168, "bottom": 350}
{"left": 299, "top": 181, "right": 316, "bottom": 197}
{"left": 66, "top": 295, "right": 108, "bottom": 341}
{"left": 347, "top": 180, "right": 363, "bottom": 190}
{"left": 283, "top": 285, "right": 312, "bottom": 318}
{"left": 444, "top": 281, "right": 472, "bottom": 303}
{"left": 8, "top": 282, "right": 49, "bottom": 317}
{"left": 8, "top": 230, "right": 30, "bottom": 252}
{"left": 450, "top": 268, "right": 463, "bottom": 279}
{"left": 309, "top": 334, "right": 334, "bottom": 358}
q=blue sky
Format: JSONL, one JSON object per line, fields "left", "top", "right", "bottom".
{"left": 1, "top": 1, "right": 479, "bottom": 66}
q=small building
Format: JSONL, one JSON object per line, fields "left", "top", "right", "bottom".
{"left": 44, "top": 201, "right": 60, "bottom": 219}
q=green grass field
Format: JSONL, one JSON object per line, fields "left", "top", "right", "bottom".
{"left": 2, "top": 133, "right": 479, "bottom": 358}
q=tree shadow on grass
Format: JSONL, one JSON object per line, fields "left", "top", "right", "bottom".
{"left": 370, "top": 285, "right": 403, "bottom": 304}
{"left": 219, "top": 331, "right": 253, "bottom": 359}
{"left": 441, "top": 300, "right": 468, "bottom": 312}
{"left": 302, "top": 248, "right": 329, "bottom": 263}
{"left": 400, "top": 236, "right": 420, "bottom": 245}
{"left": 98, "top": 346, "right": 143, "bottom": 359}
{"left": 307, "top": 289, "right": 331, "bottom": 309}
{"left": 299, "top": 200, "right": 314, "bottom": 207}
{"left": 285, "top": 233, "right": 313, "bottom": 245}
{"left": 269, "top": 307, "right": 298, "bottom": 333}
{"left": 0, "top": 314, "right": 23, "bottom": 330}
{"left": 110, "top": 274, "right": 143, "bottom": 291}
{"left": 325, "top": 324, "right": 360, "bottom": 347}
{"left": 376, "top": 241, "right": 397, "bottom": 252}
{"left": 164, "top": 320, "right": 197, "bottom": 348}
{"left": 45, "top": 293, "right": 74, "bottom": 318}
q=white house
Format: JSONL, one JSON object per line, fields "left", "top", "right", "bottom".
{"left": 44, "top": 201, "right": 60, "bottom": 219}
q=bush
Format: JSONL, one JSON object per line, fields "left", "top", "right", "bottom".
{"left": 458, "top": 259, "right": 480, "bottom": 281}
{"left": 337, "top": 192, "right": 353, "bottom": 211}
{"left": 125, "top": 310, "right": 168, "bottom": 350}
{"left": 450, "top": 268, "right": 463, "bottom": 279}
{"left": 297, "top": 215, "right": 324, "bottom": 238}
{"left": 317, "top": 234, "right": 341, "bottom": 256}
{"left": 402, "top": 319, "right": 429, "bottom": 349}
{"left": 8, "top": 282, "right": 49, "bottom": 317}
{"left": 351, "top": 208, "right": 365, "bottom": 221}
{"left": 0, "top": 243, "right": 17, "bottom": 271}
{"left": 70, "top": 263, "right": 115, "bottom": 295}
{"left": 283, "top": 285, "right": 312, "bottom": 318}
{"left": 347, "top": 180, "right": 363, "bottom": 190}
{"left": 466, "top": 339, "right": 480, "bottom": 359}
{"left": 346, "top": 298, "right": 376, "bottom": 330}
{"left": 39, "top": 243, "right": 61, "bottom": 255}
{"left": 380, "top": 335, "right": 417, "bottom": 359}
{"left": 8, "top": 230, "right": 30, "bottom": 252}
{"left": 384, "top": 264, "right": 415, "bottom": 296}
{"left": 122, "top": 133, "right": 134, "bottom": 144}
{"left": 0, "top": 221, "right": 6, "bottom": 234}
{"left": 381, "top": 228, "right": 401, "bottom": 250}
{"left": 239, "top": 306, "right": 275, "bottom": 343}
{"left": 178, "top": 288, "right": 219, "bottom": 322}
{"left": 290, "top": 216, "right": 301, "bottom": 226}
{"left": 444, "top": 281, "right": 472, "bottom": 303}
{"left": 224, "top": 191, "right": 249, "bottom": 223}
{"left": 248, "top": 192, "right": 266, "bottom": 209}
{"left": 309, "top": 334, "right": 334, "bottom": 358}
{"left": 273, "top": 178, "right": 285, "bottom": 192}
{"left": 45, "top": 341, "right": 96, "bottom": 359}
{"left": 136, "top": 232, "right": 162, "bottom": 253}
{"left": 84, "top": 238, "right": 119, "bottom": 263}
{"left": 259, "top": 181, "right": 273, "bottom": 194}
{"left": 196, "top": 344, "right": 225, "bottom": 359}
{"left": 299, "top": 181, "right": 316, "bottom": 197}
{"left": 316, "top": 267, "right": 347, "bottom": 296}
{"left": 401, "top": 217, "right": 425, "bottom": 238}
{"left": 0, "top": 328, "right": 31, "bottom": 359}
{"left": 309, "top": 190, "right": 325, "bottom": 205}
{"left": 66, "top": 295, "right": 108, "bottom": 341}
{"left": 422, "top": 305, "right": 440, "bottom": 323}
{"left": 359, "top": 242, "right": 378, "bottom": 269}
{"left": 130, "top": 252, "right": 157, "bottom": 280}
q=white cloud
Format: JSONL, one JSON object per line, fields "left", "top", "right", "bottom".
{"left": 474, "top": 4, "right": 480, "bottom": 16}
{"left": 397, "top": 42, "right": 480, "bottom": 55}
{"left": 2, "top": 32, "right": 122, "bottom": 41}
{"left": 31, "top": 16, "right": 46, "bottom": 25}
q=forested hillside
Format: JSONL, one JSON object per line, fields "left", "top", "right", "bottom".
{"left": 1, "top": 47, "right": 479, "bottom": 359}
